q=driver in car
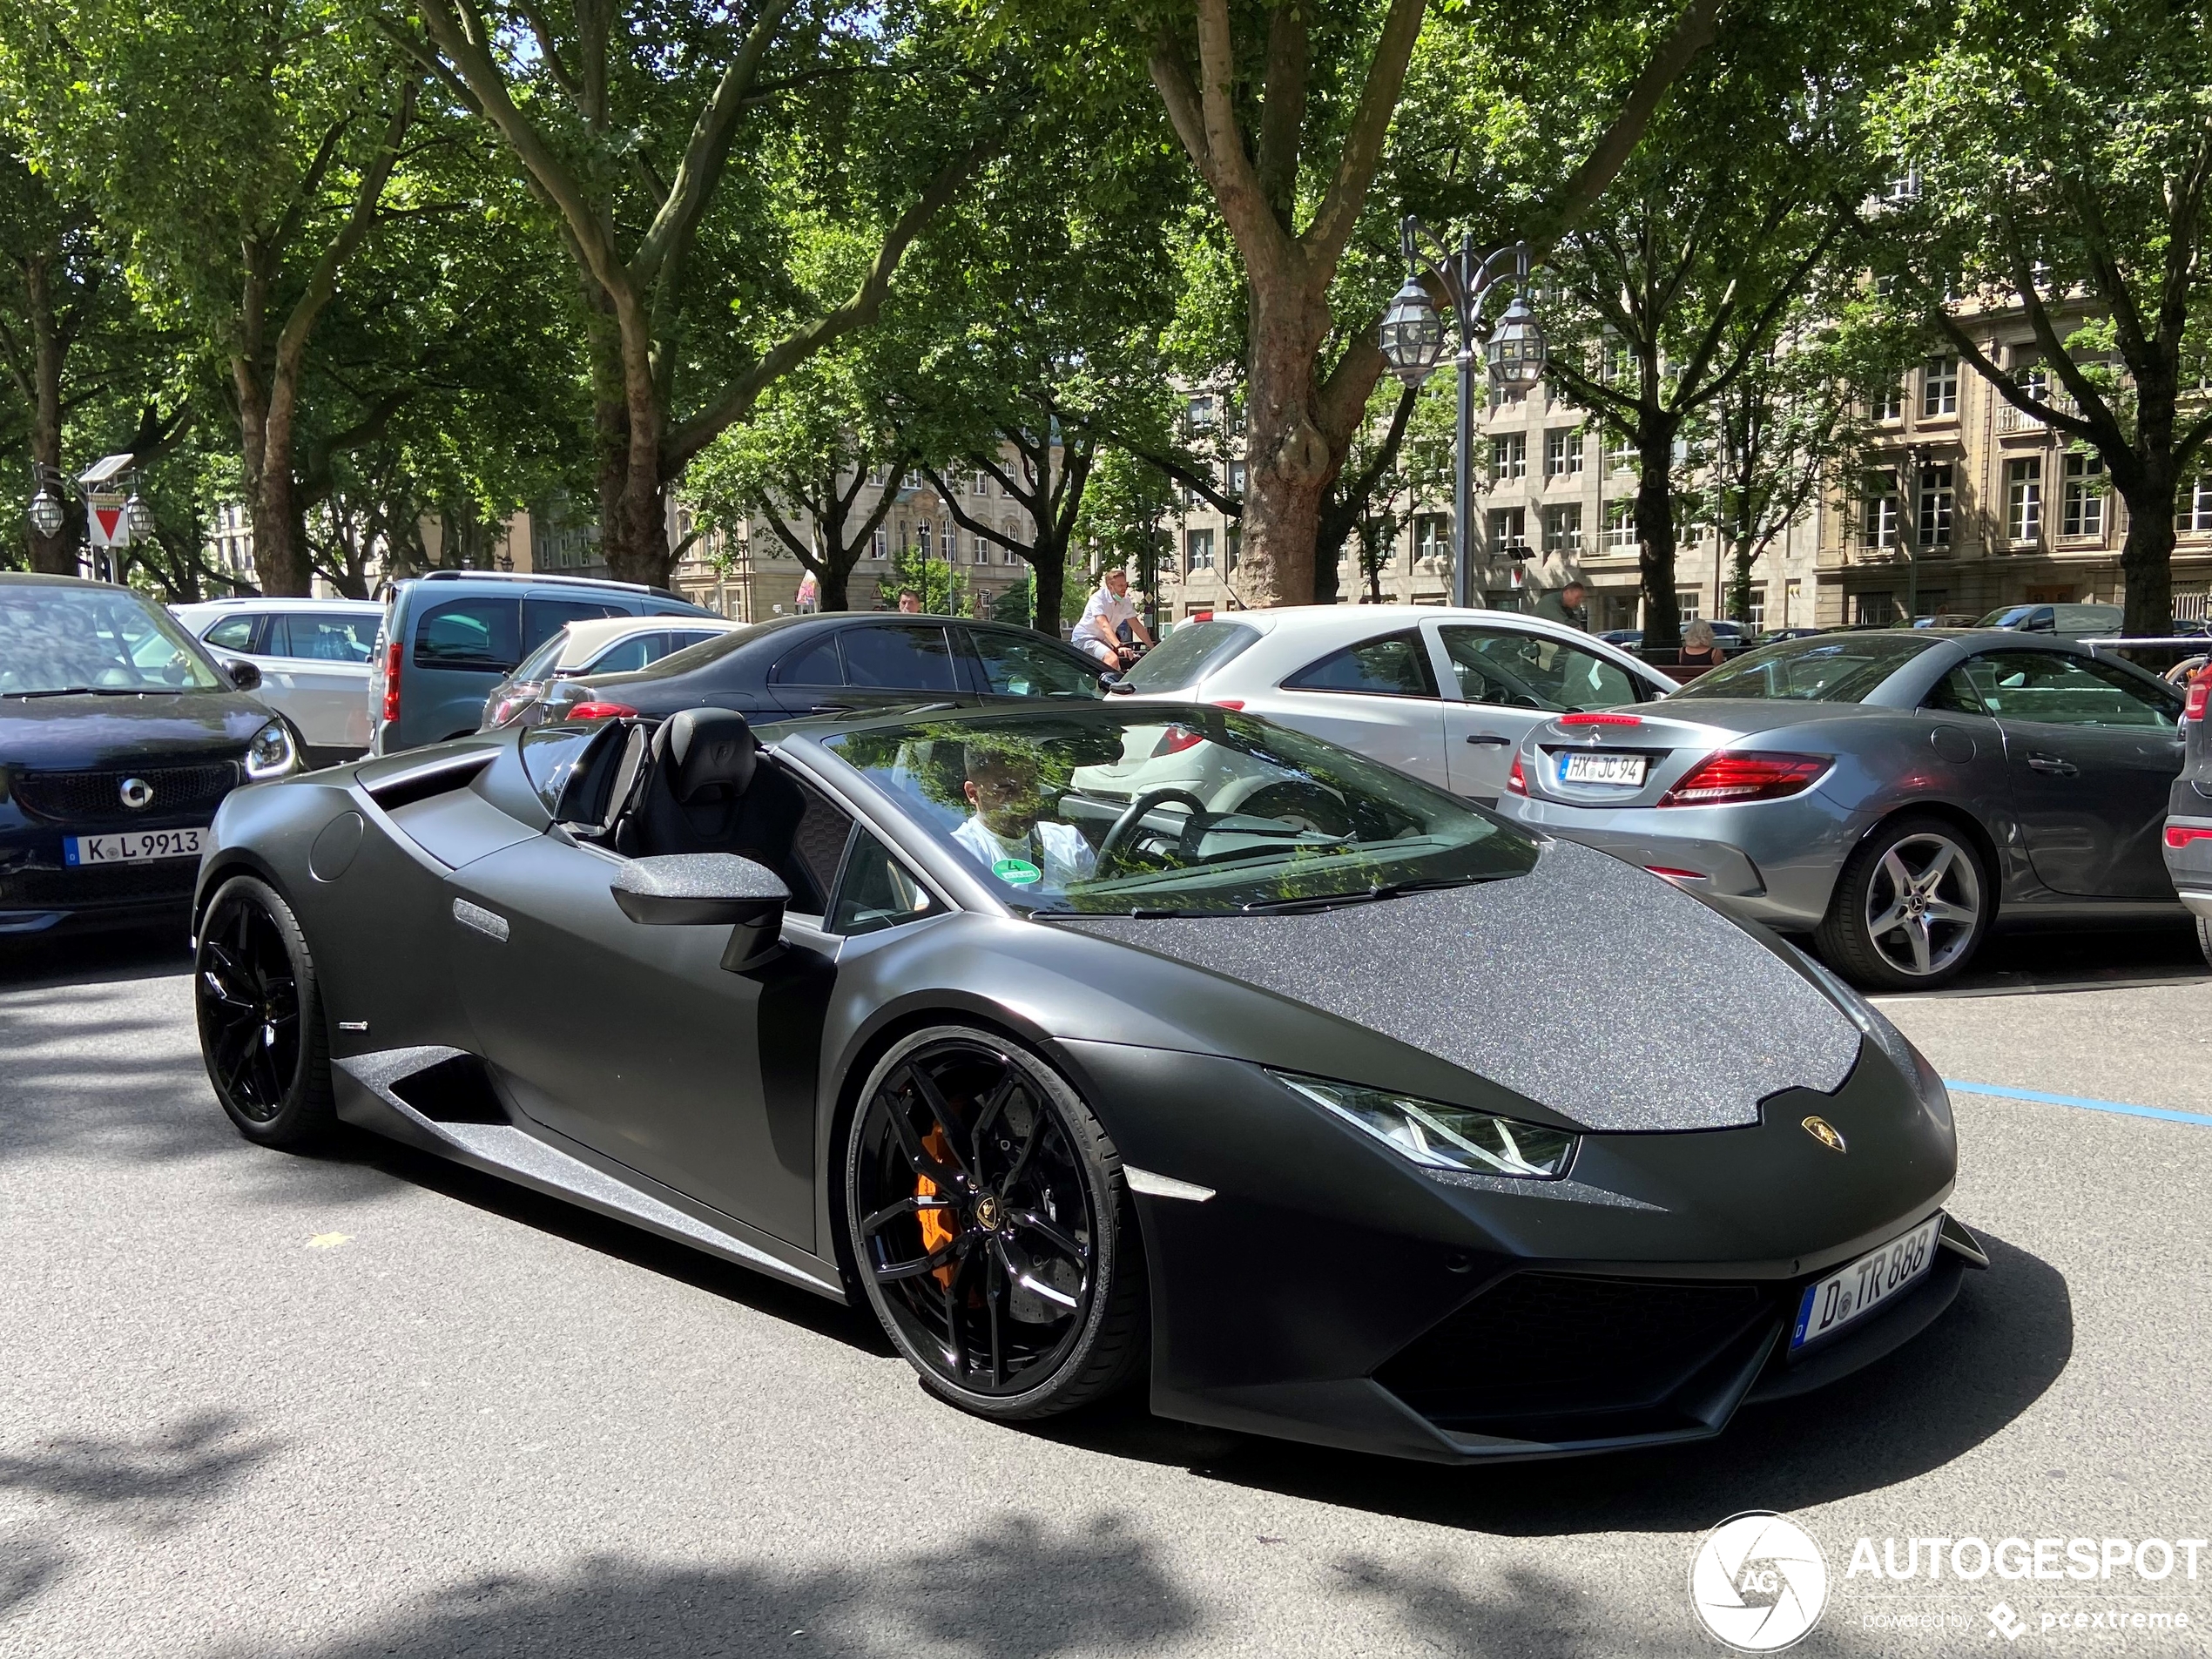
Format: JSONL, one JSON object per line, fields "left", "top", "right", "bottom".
{"left": 954, "top": 744, "right": 1097, "bottom": 888}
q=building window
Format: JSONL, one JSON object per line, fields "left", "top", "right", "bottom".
{"left": 1860, "top": 469, "right": 1901, "bottom": 549}
{"left": 1544, "top": 428, "right": 1584, "bottom": 479}
{"left": 2006, "top": 456, "right": 2043, "bottom": 543}
{"left": 1856, "top": 590, "right": 1894, "bottom": 625}
{"left": 1602, "top": 499, "right": 1635, "bottom": 550}
{"left": 2018, "top": 364, "right": 2049, "bottom": 404}
{"left": 1187, "top": 395, "right": 1216, "bottom": 433}
{"left": 2178, "top": 476, "right": 2212, "bottom": 534}
{"left": 1487, "top": 507, "right": 1525, "bottom": 555}
{"left": 1885, "top": 166, "right": 1921, "bottom": 203}
{"left": 917, "top": 523, "right": 933, "bottom": 557}
{"left": 1917, "top": 464, "right": 1953, "bottom": 547}
{"left": 1186, "top": 527, "right": 1215, "bottom": 570}
{"left": 872, "top": 526, "right": 888, "bottom": 560}
{"left": 1542, "top": 503, "right": 1582, "bottom": 553}
{"left": 1413, "top": 514, "right": 1452, "bottom": 564}
{"left": 2061, "top": 450, "right": 2105, "bottom": 538}
{"left": 1744, "top": 589, "right": 1767, "bottom": 630}
{"left": 1676, "top": 590, "right": 1702, "bottom": 623}
{"left": 1225, "top": 525, "right": 1240, "bottom": 572}
{"left": 1491, "top": 433, "right": 1527, "bottom": 482}
{"left": 1227, "top": 460, "right": 1246, "bottom": 496}
{"left": 1871, "top": 383, "right": 1903, "bottom": 422}
{"left": 1922, "top": 355, "right": 1959, "bottom": 418}
{"left": 1605, "top": 429, "right": 1636, "bottom": 470}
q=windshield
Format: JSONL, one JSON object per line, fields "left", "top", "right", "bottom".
{"left": 1671, "top": 633, "right": 1937, "bottom": 704}
{"left": 0, "top": 583, "right": 229, "bottom": 696}
{"left": 510, "top": 632, "right": 569, "bottom": 685}
{"left": 1120, "top": 620, "right": 1259, "bottom": 692}
{"left": 822, "top": 705, "right": 1540, "bottom": 917}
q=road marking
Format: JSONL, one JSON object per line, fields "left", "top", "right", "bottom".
{"left": 1946, "top": 1080, "right": 2212, "bottom": 1129}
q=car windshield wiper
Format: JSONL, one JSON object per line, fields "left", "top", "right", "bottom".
{"left": 1, "top": 685, "right": 163, "bottom": 698}
{"left": 1233, "top": 876, "right": 1483, "bottom": 914}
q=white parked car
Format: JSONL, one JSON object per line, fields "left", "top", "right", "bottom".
{"left": 1105, "top": 605, "right": 1674, "bottom": 802}
{"left": 172, "top": 597, "right": 384, "bottom": 766}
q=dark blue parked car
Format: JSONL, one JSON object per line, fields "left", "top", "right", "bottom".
{"left": 367, "top": 570, "right": 715, "bottom": 754}
{"left": 1, "top": 572, "right": 300, "bottom": 936}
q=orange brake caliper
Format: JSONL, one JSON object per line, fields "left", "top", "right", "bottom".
{"left": 916, "top": 1127, "right": 957, "bottom": 1288}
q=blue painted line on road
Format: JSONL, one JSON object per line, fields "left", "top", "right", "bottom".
{"left": 1945, "top": 1080, "right": 2212, "bottom": 1129}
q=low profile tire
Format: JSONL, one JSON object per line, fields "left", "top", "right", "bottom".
{"left": 2197, "top": 914, "right": 2212, "bottom": 972}
{"left": 844, "top": 1026, "right": 1147, "bottom": 1421}
{"left": 1816, "top": 814, "right": 1992, "bottom": 992}
{"left": 194, "top": 874, "right": 336, "bottom": 1148}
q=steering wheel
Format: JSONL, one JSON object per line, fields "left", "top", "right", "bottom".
{"left": 1096, "top": 787, "right": 1212, "bottom": 874}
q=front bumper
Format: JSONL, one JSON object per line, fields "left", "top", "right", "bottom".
{"left": 1055, "top": 1039, "right": 1966, "bottom": 1463}
{"left": 0, "top": 816, "right": 213, "bottom": 936}
{"left": 1494, "top": 791, "right": 1871, "bottom": 933}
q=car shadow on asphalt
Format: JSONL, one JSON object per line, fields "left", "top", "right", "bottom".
{"left": 0, "top": 927, "right": 192, "bottom": 992}
{"left": 1031, "top": 1231, "right": 2070, "bottom": 1534}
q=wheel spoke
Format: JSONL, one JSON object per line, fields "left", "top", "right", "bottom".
{"left": 968, "top": 1063, "right": 1019, "bottom": 1173}
{"left": 1009, "top": 1208, "right": 1087, "bottom": 1266}
{"left": 942, "top": 1246, "right": 977, "bottom": 1377}
{"left": 1002, "top": 1112, "right": 1051, "bottom": 1194}
{"left": 876, "top": 1093, "right": 962, "bottom": 1191}
{"left": 1878, "top": 848, "right": 1912, "bottom": 901}
{"left": 1866, "top": 901, "right": 1909, "bottom": 934}
{"left": 984, "top": 1238, "right": 1006, "bottom": 1386}
{"left": 1919, "top": 842, "right": 1957, "bottom": 889}
{"left": 200, "top": 968, "right": 252, "bottom": 1009}
{"left": 996, "top": 1233, "right": 1080, "bottom": 1311}
{"left": 1905, "top": 916, "right": 1934, "bottom": 974}
{"left": 860, "top": 1195, "right": 953, "bottom": 1237}
{"left": 900, "top": 1063, "right": 974, "bottom": 1182}
{"left": 873, "top": 1238, "right": 962, "bottom": 1283}
{"left": 1924, "top": 898, "right": 1975, "bottom": 926}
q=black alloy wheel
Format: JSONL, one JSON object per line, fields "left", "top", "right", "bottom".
{"left": 195, "top": 874, "right": 336, "bottom": 1147}
{"left": 845, "top": 1027, "right": 1146, "bottom": 1420}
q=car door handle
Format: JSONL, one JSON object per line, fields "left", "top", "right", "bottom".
{"left": 2027, "top": 752, "right": 2080, "bottom": 777}
{"left": 1464, "top": 733, "right": 1513, "bottom": 746}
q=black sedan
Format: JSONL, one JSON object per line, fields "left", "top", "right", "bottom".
{"left": 191, "top": 702, "right": 1981, "bottom": 1461}
{"left": 2, "top": 573, "right": 300, "bottom": 936}
{"left": 527, "top": 610, "right": 1108, "bottom": 727}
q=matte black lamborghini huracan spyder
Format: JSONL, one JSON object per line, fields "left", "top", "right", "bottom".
{"left": 192, "top": 702, "right": 1985, "bottom": 1462}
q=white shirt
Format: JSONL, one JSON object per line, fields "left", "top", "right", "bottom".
{"left": 953, "top": 814, "right": 1097, "bottom": 889}
{"left": 1076, "top": 586, "right": 1138, "bottom": 662}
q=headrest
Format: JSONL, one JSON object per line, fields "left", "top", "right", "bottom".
{"left": 656, "top": 709, "right": 757, "bottom": 802}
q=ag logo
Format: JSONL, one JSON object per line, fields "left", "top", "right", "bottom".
{"left": 1689, "top": 1511, "right": 1828, "bottom": 1651}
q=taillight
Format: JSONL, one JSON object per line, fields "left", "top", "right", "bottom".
{"left": 1507, "top": 755, "right": 1527, "bottom": 795}
{"left": 1656, "top": 751, "right": 1830, "bottom": 807}
{"left": 566, "top": 701, "right": 638, "bottom": 721}
{"left": 1214, "top": 699, "right": 1245, "bottom": 711}
{"left": 2187, "top": 678, "right": 2208, "bottom": 722}
{"left": 1156, "top": 724, "right": 1205, "bottom": 755}
{"left": 2167, "top": 824, "right": 2212, "bottom": 848}
{"left": 1560, "top": 711, "right": 1642, "bottom": 726}
{"left": 489, "top": 698, "right": 520, "bottom": 727}
{"left": 380, "top": 640, "right": 401, "bottom": 725}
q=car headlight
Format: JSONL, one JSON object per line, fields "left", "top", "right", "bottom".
{"left": 1275, "top": 1073, "right": 1577, "bottom": 1179}
{"left": 244, "top": 718, "right": 299, "bottom": 780}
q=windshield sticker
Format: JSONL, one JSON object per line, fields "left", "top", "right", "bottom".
{"left": 993, "top": 857, "right": 1042, "bottom": 886}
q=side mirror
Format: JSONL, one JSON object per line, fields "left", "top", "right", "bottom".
{"left": 223, "top": 658, "right": 262, "bottom": 691}
{"left": 611, "top": 853, "right": 788, "bottom": 972}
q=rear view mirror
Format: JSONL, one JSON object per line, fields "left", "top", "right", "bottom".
{"left": 611, "top": 853, "right": 788, "bottom": 972}
{"left": 223, "top": 658, "right": 262, "bottom": 691}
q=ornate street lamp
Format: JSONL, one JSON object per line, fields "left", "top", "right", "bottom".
{"left": 1378, "top": 221, "right": 1548, "bottom": 606}
{"left": 125, "top": 493, "right": 157, "bottom": 540}
{"left": 27, "top": 486, "right": 65, "bottom": 540}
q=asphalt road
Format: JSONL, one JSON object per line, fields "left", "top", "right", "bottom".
{"left": 3, "top": 923, "right": 2209, "bottom": 1659}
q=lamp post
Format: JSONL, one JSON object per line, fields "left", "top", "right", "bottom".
{"left": 1378, "top": 219, "right": 1547, "bottom": 609}
{"left": 24, "top": 454, "right": 149, "bottom": 583}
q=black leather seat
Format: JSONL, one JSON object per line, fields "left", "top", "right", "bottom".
{"left": 614, "top": 711, "right": 812, "bottom": 900}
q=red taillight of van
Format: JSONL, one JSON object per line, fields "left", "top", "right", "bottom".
{"left": 380, "top": 639, "right": 401, "bottom": 725}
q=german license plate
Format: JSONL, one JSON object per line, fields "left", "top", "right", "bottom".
{"left": 1791, "top": 1215, "right": 1943, "bottom": 1352}
{"left": 64, "top": 827, "right": 206, "bottom": 866}
{"left": 1560, "top": 752, "right": 1648, "bottom": 786}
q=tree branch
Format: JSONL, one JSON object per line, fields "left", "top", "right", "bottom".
{"left": 1304, "top": 0, "right": 1426, "bottom": 271}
